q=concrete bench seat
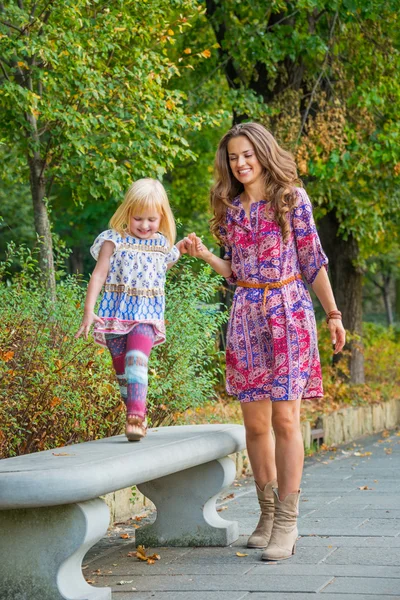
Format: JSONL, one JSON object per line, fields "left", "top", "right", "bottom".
{"left": 0, "top": 423, "right": 245, "bottom": 600}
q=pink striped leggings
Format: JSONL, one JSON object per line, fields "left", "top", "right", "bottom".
{"left": 105, "top": 324, "right": 155, "bottom": 420}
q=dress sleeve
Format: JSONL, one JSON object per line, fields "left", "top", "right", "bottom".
{"left": 165, "top": 245, "right": 180, "bottom": 266}
{"left": 219, "top": 225, "right": 237, "bottom": 284}
{"left": 90, "top": 229, "right": 120, "bottom": 261}
{"left": 292, "top": 188, "right": 328, "bottom": 285}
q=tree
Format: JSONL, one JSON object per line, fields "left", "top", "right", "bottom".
{"left": 198, "top": 0, "right": 400, "bottom": 382}
{"left": 0, "top": 0, "right": 214, "bottom": 295}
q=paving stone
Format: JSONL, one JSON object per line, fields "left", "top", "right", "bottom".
{"left": 299, "top": 517, "right": 368, "bottom": 536}
{"left": 322, "top": 577, "right": 400, "bottom": 595}
{"left": 251, "top": 563, "right": 400, "bottom": 577}
{"left": 97, "top": 574, "right": 333, "bottom": 593}
{"left": 298, "top": 536, "right": 400, "bottom": 548}
{"left": 114, "top": 593, "right": 249, "bottom": 600}
{"left": 248, "top": 595, "right": 389, "bottom": 600}
{"left": 324, "top": 547, "right": 400, "bottom": 566}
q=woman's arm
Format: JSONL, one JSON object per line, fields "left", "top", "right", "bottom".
{"left": 75, "top": 241, "right": 115, "bottom": 339}
{"left": 186, "top": 234, "right": 233, "bottom": 278}
{"left": 311, "top": 267, "right": 346, "bottom": 354}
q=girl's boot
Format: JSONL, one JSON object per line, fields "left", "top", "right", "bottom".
{"left": 261, "top": 488, "right": 301, "bottom": 560}
{"left": 247, "top": 479, "right": 277, "bottom": 549}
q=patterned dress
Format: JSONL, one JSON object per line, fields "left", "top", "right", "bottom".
{"left": 221, "top": 187, "right": 328, "bottom": 403}
{"left": 90, "top": 230, "right": 180, "bottom": 346}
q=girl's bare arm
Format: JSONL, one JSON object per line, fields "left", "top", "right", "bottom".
{"left": 75, "top": 241, "right": 115, "bottom": 339}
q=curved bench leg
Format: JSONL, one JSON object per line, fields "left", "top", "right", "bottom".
{"left": 0, "top": 498, "right": 111, "bottom": 600}
{"left": 136, "top": 456, "right": 238, "bottom": 547}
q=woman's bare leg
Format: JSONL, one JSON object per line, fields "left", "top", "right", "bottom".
{"left": 240, "top": 400, "right": 276, "bottom": 488}
{"left": 271, "top": 398, "right": 303, "bottom": 499}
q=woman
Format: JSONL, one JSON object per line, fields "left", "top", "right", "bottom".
{"left": 186, "top": 122, "right": 345, "bottom": 560}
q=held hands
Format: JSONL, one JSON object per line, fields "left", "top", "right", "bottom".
{"left": 177, "top": 232, "right": 210, "bottom": 260}
{"left": 75, "top": 311, "right": 105, "bottom": 340}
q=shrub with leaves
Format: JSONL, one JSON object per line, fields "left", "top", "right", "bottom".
{"left": 0, "top": 245, "right": 226, "bottom": 458}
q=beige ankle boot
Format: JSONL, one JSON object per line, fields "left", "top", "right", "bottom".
{"left": 261, "top": 488, "right": 300, "bottom": 560}
{"left": 247, "top": 479, "right": 277, "bottom": 549}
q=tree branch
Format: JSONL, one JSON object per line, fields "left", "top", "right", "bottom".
{"left": 296, "top": 11, "right": 339, "bottom": 143}
{"left": 0, "top": 19, "right": 23, "bottom": 32}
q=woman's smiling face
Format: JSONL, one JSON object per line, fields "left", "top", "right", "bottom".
{"left": 227, "top": 135, "right": 263, "bottom": 186}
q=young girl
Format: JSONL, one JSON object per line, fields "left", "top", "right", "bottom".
{"left": 186, "top": 122, "right": 346, "bottom": 561}
{"left": 76, "top": 178, "right": 188, "bottom": 441}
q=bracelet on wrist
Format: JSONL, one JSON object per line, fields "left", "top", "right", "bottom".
{"left": 326, "top": 310, "right": 342, "bottom": 324}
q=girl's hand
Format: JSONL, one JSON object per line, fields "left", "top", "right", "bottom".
{"left": 75, "top": 311, "right": 105, "bottom": 340}
{"left": 175, "top": 239, "right": 189, "bottom": 255}
{"left": 328, "top": 319, "right": 346, "bottom": 354}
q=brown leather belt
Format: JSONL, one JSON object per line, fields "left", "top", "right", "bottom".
{"left": 236, "top": 273, "right": 303, "bottom": 314}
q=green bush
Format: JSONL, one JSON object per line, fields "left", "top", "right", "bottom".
{"left": 0, "top": 245, "right": 226, "bottom": 458}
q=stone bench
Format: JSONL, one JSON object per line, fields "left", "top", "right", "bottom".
{"left": 0, "top": 423, "right": 245, "bottom": 600}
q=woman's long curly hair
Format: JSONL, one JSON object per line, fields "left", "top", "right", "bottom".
{"left": 210, "top": 122, "right": 301, "bottom": 243}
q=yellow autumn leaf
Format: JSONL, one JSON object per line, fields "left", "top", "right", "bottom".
{"left": 236, "top": 552, "right": 248, "bottom": 557}
{"left": 183, "top": 48, "right": 191, "bottom": 54}
{"left": 168, "top": 29, "right": 174, "bottom": 35}
{"left": 201, "top": 49, "right": 211, "bottom": 58}
{"left": 2, "top": 351, "right": 14, "bottom": 362}
{"left": 166, "top": 100, "right": 174, "bottom": 110}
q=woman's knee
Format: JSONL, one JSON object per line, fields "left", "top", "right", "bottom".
{"left": 272, "top": 404, "right": 300, "bottom": 438}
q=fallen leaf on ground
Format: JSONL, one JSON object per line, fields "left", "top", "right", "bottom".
{"left": 224, "top": 493, "right": 235, "bottom": 500}
{"left": 385, "top": 448, "right": 393, "bottom": 455}
{"left": 134, "top": 545, "right": 161, "bottom": 564}
{"left": 120, "top": 534, "right": 130, "bottom": 539}
{"left": 382, "top": 430, "right": 390, "bottom": 437}
{"left": 358, "top": 485, "right": 373, "bottom": 490}
{"left": 52, "top": 452, "right": 73, "bottom": 456}
{"left": 236, "top": 552, "right": 248, "bottom": 557}
{"left": 354, "top": 451, "right": 372, "bottom": 457}
{"left": 217, "top": 506, "right": 228, "bottom": 512}
{"left": 117, "top": 580, "right": 133, "bottom": 585}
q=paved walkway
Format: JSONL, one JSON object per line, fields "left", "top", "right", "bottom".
{"left": 85, "top": 430, "right": 400, "bottom": 599}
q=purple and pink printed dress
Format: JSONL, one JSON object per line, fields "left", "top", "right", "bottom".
{"left": 221, "top": 187, "right": 328, "bottom": 403}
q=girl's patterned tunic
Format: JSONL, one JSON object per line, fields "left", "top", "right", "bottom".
{"left": 90, "top": 230, "right": 180, "bottom": 346}
{"left": 221, "top": 187, "right": 328, "bottom": 403}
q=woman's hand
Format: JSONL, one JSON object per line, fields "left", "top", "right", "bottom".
{"left": 75, "top": 311, "right": 105, "bottom": 340}
{"left": 327, "top": 318, "right": 346, "bottom": 354}
{"left": 185, "top": 233, "right": 212, "bottom": 260}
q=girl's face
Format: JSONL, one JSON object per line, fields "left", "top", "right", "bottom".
{"left": 227, "top": 135, "right": 263, "bottom": 187}
{"left": 129, "top": 210, "right": 162, "bottom": 239}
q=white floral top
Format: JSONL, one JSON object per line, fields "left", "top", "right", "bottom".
{"left": 90, "top": 229, "right": 180, "bottom": 346}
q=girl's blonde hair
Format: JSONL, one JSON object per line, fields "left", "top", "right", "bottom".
{"left": 210, "top": 122, "right": 301, "bottom": 243}
{"left": 110, "top": 178, "right": 176, "bottom": 248}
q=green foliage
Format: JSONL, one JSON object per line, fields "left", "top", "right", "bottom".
{"left": 148, "top": 259, "right": 227, "bottom": 425}
{"left": 0, "top": 250, "right": 123, "bottom": 459}
{"left": 0, "top": 1, "right": 208, "bottom": 193}
{"left": 0, "top": 244, "right": 226, "bottom": 458}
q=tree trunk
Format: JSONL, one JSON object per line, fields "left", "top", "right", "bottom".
{"left": 28, "top": 154, "right": 56, "bottom": 300}
{"left": 69, "top": 246, "right": 84, "bottom": 275}
{"left": 319, "top": 211, "right": 365, "bottom": 384}
{"left": 395, "top": 278, "right": 400, "bottom": 322}
{"left": 382, "top": 277, "right": 394, "bottom": 326}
